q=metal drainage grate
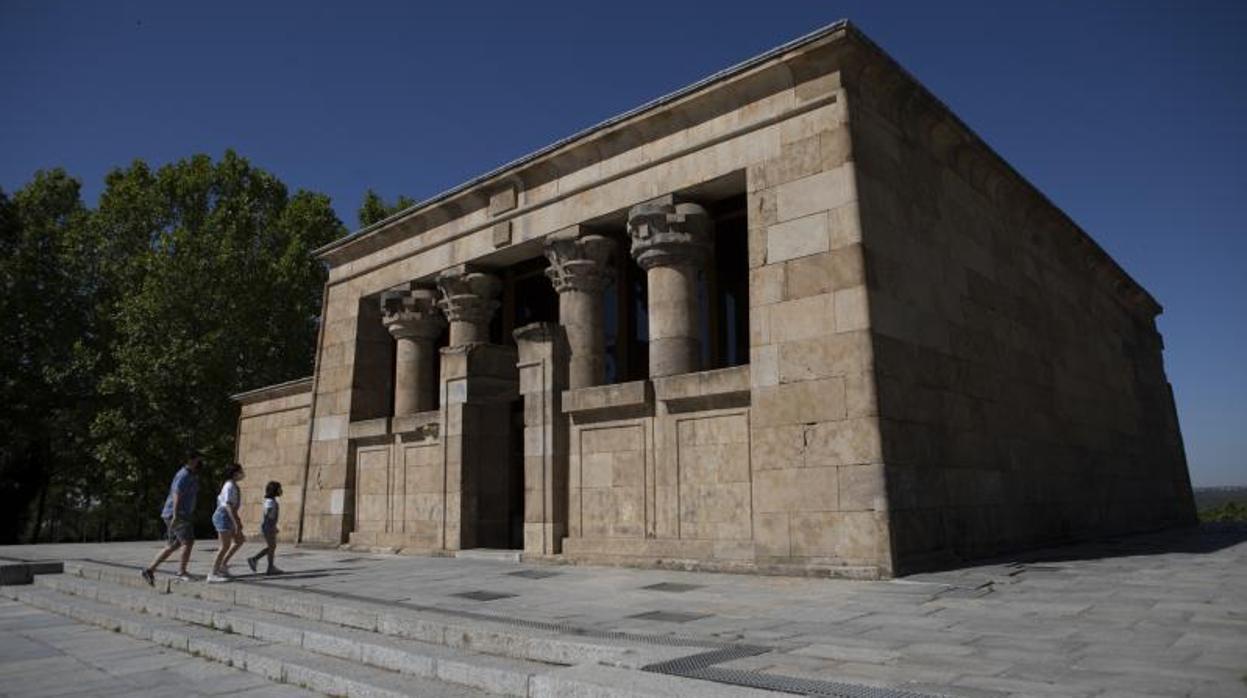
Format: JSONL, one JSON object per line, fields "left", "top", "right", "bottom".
{"left": 628, "top": 610, "right": 708, "bottom": 623}
{"left": 508, "top": 569, "right": 562, "bottom": 579}
{"left": 641, "top": 582, "right": 703, "bottom": 593}
{"left": 451, "top": 590, "right": 517, "bottom": 602}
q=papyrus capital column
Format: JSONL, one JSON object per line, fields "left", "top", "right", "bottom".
{"left": 381, "top": 284, "right": 445, "bottom": 415}
{"left": 627, "top": 197, "right": 713, "bottom": 377}
{"left": 436, "top": 268, "right": 501, "bottom": 347}
{"left": 544, "top": 227, "right": 614, "bottom": 389}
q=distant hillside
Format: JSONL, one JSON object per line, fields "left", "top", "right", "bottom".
{"left": 1194, "top": 486, "right": 1247, "bottom": 510}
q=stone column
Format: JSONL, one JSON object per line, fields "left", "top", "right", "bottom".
{"left": 436, "top": 268, "right": 501, "bottom": 346}
{"left": 627, "top": 196, "right": 713, "bottom": 378}
{"left": 544, "top": 227, "right": 614, "bottom": 389}
{"left": 380, "top": 284, "right": 445, "bottom": 416}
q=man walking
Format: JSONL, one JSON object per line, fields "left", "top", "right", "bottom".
{"left": 141, "top": 450, "right": 203, "bottom": 584}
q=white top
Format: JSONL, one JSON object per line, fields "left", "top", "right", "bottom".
{"left": 217, "top": 480, "right": 240, "bottom": 509}
{"left": 262, "top": 497, "right": 279, "bottom": 524}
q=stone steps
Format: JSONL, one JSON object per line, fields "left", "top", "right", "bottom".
{"left": 1, "top": 584, "right": 491, "bottom": 697}
{"left": 33, "top": 572, "right": 546, "bottom": 696}
{"left": 9, "top": 561, "right": 777, "bottom": 697}
{"left": 62, "top": 560, "right": 684, "bottom": 668}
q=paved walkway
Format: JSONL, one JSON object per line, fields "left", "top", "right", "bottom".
{"left": 3, "top": 524, "right": 1246, "bottom": 697}
{"left": 0, "top": 598, "right": 314, "bottom": 697}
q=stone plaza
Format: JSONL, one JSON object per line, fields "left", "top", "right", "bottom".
{"left": 2, "top": 523, "right": 1245, "bottom": 696}
{"left": 231, "top": 20, "right": 1195, "bottom": 577}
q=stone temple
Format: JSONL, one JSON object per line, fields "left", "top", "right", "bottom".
{"left": 231, "top": 21, "right": 1196, "bottom": 578}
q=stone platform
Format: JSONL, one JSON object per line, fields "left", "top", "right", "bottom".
{"left": 2, "top": 524, "right": 1245, "bottom": 697}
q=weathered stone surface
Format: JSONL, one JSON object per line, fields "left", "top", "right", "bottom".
{"left": 230, "top": 22, "right": 1191, "bottom": 578}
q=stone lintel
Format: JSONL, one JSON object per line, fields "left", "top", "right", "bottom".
{"left": 347, "top": 417, "right": 390, "bottom": 440}
{"left": 562, "top": 379, "right": 654, "bottom": 422}
{"left": 652, "top": 364, "right": 751, "bottom": 412}
{"left": 391, "top": 410, "right": 440, "bottom": 438}
{"left": 440, "top": 343, "right": 518, "bottom": 381}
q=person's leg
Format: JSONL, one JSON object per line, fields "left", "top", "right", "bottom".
{"left": 144, "top": 520, "right": 181, "bottom": 577}
{"left": 146, "top": 540, "right": 179, "bottom": 573}
{"left": 177, "top": 540, "right": 194, "bottom": 575}
{"left": 265, "top": 530, "right": 278, "bottom": 571}
{"left": 221, "top": 531, "right": 244, "bottom": 567}
{"left": 210, "top": 532, "right": 231, "bottom": 575}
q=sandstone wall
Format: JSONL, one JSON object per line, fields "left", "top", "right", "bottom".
{"left": 847, "top": 70, "right": 1196, "bottom": 572}
{"left": 233, "top": 378, "right": 313, "bottom": 543}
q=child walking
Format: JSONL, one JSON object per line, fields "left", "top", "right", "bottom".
{"left": 247, "top": 481, "right": 284, "bottom": 575}
{"left": 207, "top": 463, "right": 246, "bottom": 583}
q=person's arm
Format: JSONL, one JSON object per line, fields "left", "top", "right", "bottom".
{"left": 226, "top": 484, "right": 242, "bottom": 530}
{"left": 170, "top": 492, "right": 180, "bottom": 522}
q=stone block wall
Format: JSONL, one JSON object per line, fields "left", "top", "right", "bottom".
{"left": 744, "top": 75, "right": 892, "bottom": 574}
{"left": 846, "top": 61, "right": 1196, "bottom": 572}
{"left": 233, "top": 378, "right": 312, "bottom": 543}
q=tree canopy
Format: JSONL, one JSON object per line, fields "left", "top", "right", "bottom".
{"left": 357, "top": 188, "right": 415, "bottom": 228}
{"left": 0, "top": 151, "right": 346, "bottom": 542}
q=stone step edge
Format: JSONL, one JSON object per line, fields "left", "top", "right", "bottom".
{"left": 1, "top": 584, "right": 459, "bottom": 698}
{"left": 5, "top": 584, "right": 731, "bottom": 698}
{"left": 34, "top": 572, "right": 542, "bottom": 697}
{"left": 63, "top": 559, "right": 689, "bottom": 668}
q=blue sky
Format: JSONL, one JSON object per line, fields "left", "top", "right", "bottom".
{"left": 2, "top": 1, "right": 1243, "bottom": 486}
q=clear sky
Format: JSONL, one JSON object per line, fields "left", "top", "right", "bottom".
{"left": 2, "top": 1, "right": 1244, "bottom": 487}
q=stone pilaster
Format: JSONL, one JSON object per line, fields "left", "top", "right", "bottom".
{"left": 544, "top": 226, "right": 614, "bottom": 390}
{"left": 627, "top": 196, "right": 713, "bottom": 378}
{"left": 436, "top": 267, "right": 501, "bottom": 347}
{"left": 514, "top": 322, "right": 570, "bottom": 555}
{"left": 381, "top": 284, "right": 445, "bottom": 416}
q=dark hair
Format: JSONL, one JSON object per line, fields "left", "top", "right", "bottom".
{"left": 186, "top": 448, "right": 203, "bottom": 462}
{"left": 223, "top": 463, "right": 244, "bottom": 480}
{"left": 264, "top": 481, "right": 282, "bottom": 498}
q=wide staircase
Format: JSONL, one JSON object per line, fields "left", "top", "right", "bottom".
{"left": 0, "top": 560, "right": 775, "bottom": 697}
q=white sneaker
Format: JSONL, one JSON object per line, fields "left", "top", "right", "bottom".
{"left": 205, "top": 573, "right": 229, "bottom": 583}
{"left": 175, "top": 573, "right": 194, "bottom": 583}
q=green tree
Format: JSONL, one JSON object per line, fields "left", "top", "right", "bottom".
{"left": 357, "top": 188, "right": 415, "bottom": 227}
{"left": 0, "top": 152, "right": 346, "bottom": 542}
{"left": 93, "top": 151, "right": 345, "bottom": 537}
{"left": 0, "top": 170, "right": 93, "bottom": 543}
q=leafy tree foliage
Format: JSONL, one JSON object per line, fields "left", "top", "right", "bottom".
{"left": 0, "top": 152, "right": 345, "bottom": 542}
{"left": 357, "top": 188, "right": 415, "bottom": 228}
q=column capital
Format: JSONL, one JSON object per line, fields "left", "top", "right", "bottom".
{"left": 436, "top": 267, "right": 501, "bottom": 333}
{"left": 627, "top": 197, "right": 713, "bottom": 271}
{"left": 544, "top": 227, "right": 615, "bottom": 294}
{"left": 380, "top": 284, "right": 445, "bottom": 341}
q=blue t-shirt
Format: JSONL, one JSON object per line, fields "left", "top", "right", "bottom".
{"left": 160, "top": 466, "right": 199, "bottom": 518}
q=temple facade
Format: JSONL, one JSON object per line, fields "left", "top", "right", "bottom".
{"left": 232, "top": 22, "right": 1195, "bottom": 577}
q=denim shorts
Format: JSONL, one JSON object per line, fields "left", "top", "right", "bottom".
{"left": 211, "top": 507, "right": 233, "bottom": 533}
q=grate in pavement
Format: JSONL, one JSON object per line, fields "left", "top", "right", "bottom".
{"left": 451, "top": 590, "right": 517, "bottom": 602}
{"left": 641, "top": 582, "right": 703, "bottom": 593}
{"left": 508, "top": 569, "right": 562, "bottom": 579}
{"left": 629, "top": 610, "right": 708, "bottom": 623}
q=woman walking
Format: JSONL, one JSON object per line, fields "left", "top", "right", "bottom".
{"left": 207, "top": 463, "right": 246, "bottom": 583}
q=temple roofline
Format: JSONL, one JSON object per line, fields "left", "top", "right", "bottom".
{"left": 314, "top": 18, "right": 1162, "bottom": 320}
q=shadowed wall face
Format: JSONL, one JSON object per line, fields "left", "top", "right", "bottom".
{"left": 847, "top": 70, "right": 1196, "bottom": 572}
